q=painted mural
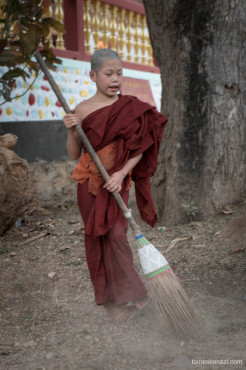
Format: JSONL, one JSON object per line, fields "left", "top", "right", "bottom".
{"left": 0, "top": 58, "right": 162, "bottom": 122}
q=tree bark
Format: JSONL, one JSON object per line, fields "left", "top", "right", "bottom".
{"left": 143, "top": 0, "right": 246, "bottom": 224}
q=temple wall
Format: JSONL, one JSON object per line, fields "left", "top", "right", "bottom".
{"left": 0, "top": 57, "right": 161, "bottom": 123}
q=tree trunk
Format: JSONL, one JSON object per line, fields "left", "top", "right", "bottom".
{"left": 0, "top": 134, "right": 38, "bottom": 235}
{"left": 143, "top": 0, "right": 246, "bottom": 224}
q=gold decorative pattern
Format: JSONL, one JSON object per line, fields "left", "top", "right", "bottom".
{"left": 101, "top": 2, "right": 109, "bottom": 49}
{"left": 39, "top": 1, "right": 155, "bottom": 66}
{"left": 83, "top": 0, "right": 91, "bottom": 53}
{"left": 92, "top": 0, "right": 100, "bottom": 51}
{"left": 134, "top": 13, "right": 140, "bottom": 63}
{"left": 54, "top": 0, "right": 65, "bottom": 50}
{"left": 141, "top": 16, "right": 146, "bottom": 65}
{"left": 109, "top": 5, "right": 117, "bottom": 51}
{"left": 146, "top": 34, "right": 153, "bottom": 66}
{"left": 118, "top": 8, "right": 126, "bottom": 59}
{"left": 43, "top": 1, "right": 53, "bottom": 47}
{"left": 126, "top": 11, "right": 133, "bottom": 62}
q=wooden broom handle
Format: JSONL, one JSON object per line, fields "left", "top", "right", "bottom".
{"left": 34, "top": 51, "right": 141, "bottom": 236}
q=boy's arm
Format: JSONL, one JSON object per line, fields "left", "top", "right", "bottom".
{"left": 103, "top": 153, "right": 143, "bottom": 193}
{"left": 63, "top": 112, "right": 83, "bottom": 160}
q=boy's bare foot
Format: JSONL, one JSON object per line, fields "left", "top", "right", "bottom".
{"left": 104, "top": 302, "right": 136, "bottom": 322}
{"left": 133, "top": 295, "right": 149, "bottom": 311}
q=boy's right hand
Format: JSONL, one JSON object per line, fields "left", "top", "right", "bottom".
{"left": 63, "top": 110, "right": 80, "bottom": 131}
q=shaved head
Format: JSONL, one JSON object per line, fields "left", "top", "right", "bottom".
{"left": 91, "top": 49, "right": 122, "bottom": 74}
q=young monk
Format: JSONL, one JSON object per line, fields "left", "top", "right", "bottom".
{"left": 63, "top": 49, "right": 168, "bottom": 322}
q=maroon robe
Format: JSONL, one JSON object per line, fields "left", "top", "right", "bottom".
{"left": 81, "top": 94, "right": 168, "bottom": 239}
{"left": 76, "top": 94, "right": 168, "bottom": 305}
{"left": 77, "top": 181, "right": 147, "bottom": 305}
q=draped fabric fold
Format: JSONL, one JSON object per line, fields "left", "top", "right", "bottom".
{"left": 72, "top": 94, "right": 168, "bottom": 238}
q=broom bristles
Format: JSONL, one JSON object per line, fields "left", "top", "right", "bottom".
{"left": 136, "top": 234, "right": 201, "bottom": 339}
{"left": 148, "top": 270, "right": 201, "bottom": 339}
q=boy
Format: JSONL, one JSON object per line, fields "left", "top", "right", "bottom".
{"left": 63, "top": 49, "right": 167, "bottom": 321}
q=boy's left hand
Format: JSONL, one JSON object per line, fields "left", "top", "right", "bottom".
{"left": 103, "top": 171, "right": 124, "bottom": 193}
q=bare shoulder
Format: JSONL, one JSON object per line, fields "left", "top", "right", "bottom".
{"left": 75, "top": 97, "right": 96, "bottom": 122}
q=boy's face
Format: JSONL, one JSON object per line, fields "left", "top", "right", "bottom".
{"left": 90, "top": 58, "right": 123, "bottom": 97}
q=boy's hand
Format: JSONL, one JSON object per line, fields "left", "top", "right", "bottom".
{"left": 63, "top": 110, "right": 80, "bottom": 131}
{"left": 103, "top": 171, "right": 124, "bottom": 193}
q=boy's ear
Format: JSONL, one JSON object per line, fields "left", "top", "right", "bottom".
{"left": 89, "top": 70, "right": 97, "bottom": 82}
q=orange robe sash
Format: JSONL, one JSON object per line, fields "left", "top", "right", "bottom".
{"left": 71, "top": 141, "right": 131, "bottom": 195}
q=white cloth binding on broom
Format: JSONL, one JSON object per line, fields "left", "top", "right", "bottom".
{"left": 138, "top": 243, "right": 169, "bottom": 275}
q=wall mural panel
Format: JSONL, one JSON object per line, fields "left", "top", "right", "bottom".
{"left": 0, "top": 58, "right": 161, "bottom": 122}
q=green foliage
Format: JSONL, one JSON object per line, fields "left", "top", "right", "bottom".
{"left": 0, "top": 0, "right": 64, "bottom": 103}
{"left": 182, "top": 201, "right": 199, "bottom": 221}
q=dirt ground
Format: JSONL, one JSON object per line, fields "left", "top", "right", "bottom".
{"left": 0, "top": 197, "right": 245, "bottom": 370}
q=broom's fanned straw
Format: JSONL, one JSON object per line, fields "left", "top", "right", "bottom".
{"left": 35, "top": 51, "right": 201, "bottom": 339}
{"left": 136, "top": 234, "right": 201, "bottom": 339}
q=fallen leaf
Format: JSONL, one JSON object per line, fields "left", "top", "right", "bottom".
{"left": 222, "top": 207, "right": 233, "bottom": 214}
{"left": 48, "top": 272, "right": 56, "bottom": 278}
{"left": 58, "top": 244, "right": 71, "bottom": 252}
{"left": 214, "top": 231, "right": 220, "bottom": 237}
{"left": 36, "top": 208, "right": 53, "bottom": 215}
{"left": 9, "top": 252, "right": 16, "bottom": 257}
{"left": 229, "top": 248, "right": 245, "bottom": 255}
{"left": 46, "top": 218, "right": 54, "bottom": 223}
{"left": 166, "top": 237, "right": 191, "bottom": 253}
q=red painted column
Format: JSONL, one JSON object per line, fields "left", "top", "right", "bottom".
{"left": 76, "top": 0, "right": 91, "bottom": 61}
{"left": 63, "top": 0, "right": 78, "bottom": 51}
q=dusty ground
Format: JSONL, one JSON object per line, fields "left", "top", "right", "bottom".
{"left": 0, "top": 198, "right": 245, "bottom": 370}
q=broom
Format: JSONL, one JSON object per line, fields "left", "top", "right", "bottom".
{"left": 34, "top": 51, "right": 201, "bottom": 339}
